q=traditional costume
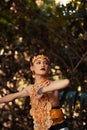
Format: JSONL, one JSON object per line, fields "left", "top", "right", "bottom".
{"left": 30, "top": 79, "right": 69, "bottom": 130}
{"left": 30, "top": 55, "right": 69, "bottom": 130}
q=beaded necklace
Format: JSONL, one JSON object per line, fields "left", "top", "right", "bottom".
{"left": 30, "top": 79, "right": 53, "bottom": 130}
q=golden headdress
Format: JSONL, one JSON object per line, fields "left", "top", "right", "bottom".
{"left": 32, "top": 55, "right": 50, "bottom": 63}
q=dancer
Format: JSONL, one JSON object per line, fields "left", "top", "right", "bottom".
{"left": 0, "top": 54, "right": 70, "bottom": 130}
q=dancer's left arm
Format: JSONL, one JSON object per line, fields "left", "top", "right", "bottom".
{"left": 37, "top": 79, "right": 70, "bottom": 95}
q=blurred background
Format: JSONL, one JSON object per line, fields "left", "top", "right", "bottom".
{"left": 0, "top": 0, "right": 87, "bottom": 130}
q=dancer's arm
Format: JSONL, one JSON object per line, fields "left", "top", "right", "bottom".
{"left": 37, "top": 79, "right": 70, "bottom": 95}
{"left": 0, "top": 85, "right": 31, "bottom": 104}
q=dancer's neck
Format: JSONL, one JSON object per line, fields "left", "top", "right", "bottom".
{"left": 34, "top": 76, "right": 48, "bottom": 84}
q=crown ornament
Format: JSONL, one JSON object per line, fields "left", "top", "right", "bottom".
{"left": 32, "top": 55, "right": 49, "bottom": 63}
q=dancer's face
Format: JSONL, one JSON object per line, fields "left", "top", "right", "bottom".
{"left": 31, "top": 58, "right": 49, "bottom": 76}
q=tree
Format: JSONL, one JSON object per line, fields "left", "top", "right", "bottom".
{"left": 0, "top": 0, "right": 87, "bottom": 129}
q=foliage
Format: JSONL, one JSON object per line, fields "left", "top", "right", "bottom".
{"left": 0, "top": 0, "right": 87, "bottom": 130}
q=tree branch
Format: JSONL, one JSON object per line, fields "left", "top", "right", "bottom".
{"left": 72, "top": 51, "right": 87, "bottom": 73}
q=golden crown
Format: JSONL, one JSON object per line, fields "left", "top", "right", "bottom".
{"left": 32, "top": 55, "right": 49, "bottom": 63}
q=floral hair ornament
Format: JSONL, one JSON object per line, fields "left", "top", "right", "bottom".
{"left": 32, "top": 55, "right": 50, "bottom": 64}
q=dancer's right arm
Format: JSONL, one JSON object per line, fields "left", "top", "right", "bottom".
{"left": 0, "top": 85, "right": 32, "bottom": 104}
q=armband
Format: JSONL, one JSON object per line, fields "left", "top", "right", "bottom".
{"left": 37, "top": 88, "right": 43, "bottom": 95}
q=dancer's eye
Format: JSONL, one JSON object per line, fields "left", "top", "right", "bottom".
{"left": 44, "top": 61, "right": 49, "bottom": 65}
{"left": 36, "top": 60, "right": 41, "bottom": 64}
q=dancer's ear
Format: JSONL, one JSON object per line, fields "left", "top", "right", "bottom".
{"left": 30, "top": 66, "right": 33, "bottom": 72}
{"left": 30, "top": 66, "right": 35, "bottom": 78}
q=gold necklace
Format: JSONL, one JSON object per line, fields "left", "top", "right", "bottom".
{"left": 30, "top": 79, "right": 53, "bottom": 130}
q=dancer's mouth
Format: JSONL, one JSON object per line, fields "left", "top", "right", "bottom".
{"left": 40, "top": 68, "right": 46, "bottom": 71}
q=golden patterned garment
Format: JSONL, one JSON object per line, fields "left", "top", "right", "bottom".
{"left": 30, "top": 80, "right": 53, "bottom": 130}
{"left": 50, "top": 108, "right": 65, "bottom": 126}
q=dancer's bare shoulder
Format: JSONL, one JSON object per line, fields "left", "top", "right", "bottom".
{"left": 20, "top": 84, "right": 33, "bottom": 97}
{"left": 24, "top": 84, "right": 33, "bottom": 95}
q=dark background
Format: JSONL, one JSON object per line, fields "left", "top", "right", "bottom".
{"left": 0, "top": 0, "right": 87, "bottom": 129}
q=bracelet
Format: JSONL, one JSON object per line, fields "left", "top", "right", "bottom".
{"left": 37, "top": 88, "right": 43, "bottom": 95}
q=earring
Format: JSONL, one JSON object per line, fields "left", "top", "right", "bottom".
{"left": 32, "top": 71, "right": 35, "bottom": 78}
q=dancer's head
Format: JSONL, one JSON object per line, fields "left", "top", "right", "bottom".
{"left": 30, "top": 54, "right": 50, "bottom": 77}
